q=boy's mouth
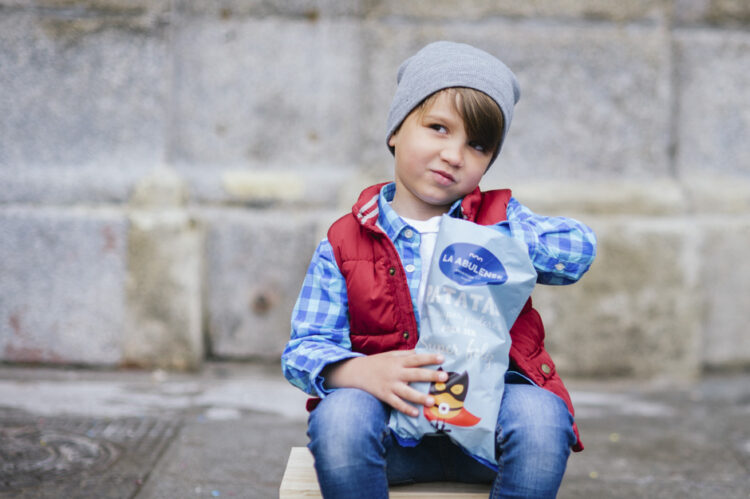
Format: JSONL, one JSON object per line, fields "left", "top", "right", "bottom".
{"left": 430, "top": 169, "right": 456, "bottom": 185}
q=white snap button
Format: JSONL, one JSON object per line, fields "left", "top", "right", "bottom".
{"left": 403, "top": 229, "right": 414, "bottom": 239}
{"left": 555, "top": 262, "right": 565, "bottom": 271}
{"left": 405, "top": 264, "right": 416, "bottom": 273}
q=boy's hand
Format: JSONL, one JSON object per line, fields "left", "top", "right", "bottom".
{"left": 322, "top": 350, "right": 448, "bottom": 417}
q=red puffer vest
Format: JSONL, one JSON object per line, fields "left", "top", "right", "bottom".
{"left": 325, "top": 183, "right": 582, "bottom": 451}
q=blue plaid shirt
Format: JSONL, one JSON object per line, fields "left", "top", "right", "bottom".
{"left": 282, "top": 183, "right": 596, "bottom": 397}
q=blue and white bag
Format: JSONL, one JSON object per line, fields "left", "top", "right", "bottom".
{"left": 388, "top": 215, "right": 537, "bottom": 468}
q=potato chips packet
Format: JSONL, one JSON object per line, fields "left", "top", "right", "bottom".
{"left": 388, "top": 215, "right": 537, "bottom": 468}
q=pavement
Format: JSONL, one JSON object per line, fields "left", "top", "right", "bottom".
{"left": 0, "top": 362, "right": 748, "bottom": 499}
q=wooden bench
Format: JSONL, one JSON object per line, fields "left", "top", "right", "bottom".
{"left": 279, "top": 447, "right": 490, "bottom": 498}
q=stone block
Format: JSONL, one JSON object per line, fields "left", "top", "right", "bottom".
{"left": 533, "top": 217, "right": 702, "bottom": 380}
{"left": 0, "top": 166, "right": 152, "bottom": 204}
{"left": 697, "top": 216, "right": 750, "bottom": 369}
{"left": 681, "top": 175, "right": 750, "bottom": 215}
{"left": 362, "top": 22, "right": 672, "bottom": 182}
{"left": 10, "top": 0, "right": 168, "bottom": 14}
{"left": 0, "top": 207, "right": 128, "bottom": 365}
{"left": 178, "top": 0, "right": 370, "bottom": 18}
{"left": 674, "top": 28, "right": 750, "bottom": 178}
{"left": 0, "top": 8, "right": 168, "bottom": 170}
{"left": 125, "top": 210, "right": 204, "bottom": 370}
{"left": 508, "top": 179, "right": 688, "bottom": 216}
{"left": 369, "top": 0, "right": 667, "bottom": 23}
{"left": 124, "top": 169, "right": 204, "bottom": 370}
{"left": 507, "top": 173, "right": 748, "bottom": 242}
{"left": 201, "top": 208, "right": 319, "bottom": 358}
{"left": 172, "top": 165, "right": 356, "bottom": 209}
{"left": 675, "top": 0, "right": 750, "bottom": 26}
{"left": 170, "top": 17, "right": 364, "bottom": 170}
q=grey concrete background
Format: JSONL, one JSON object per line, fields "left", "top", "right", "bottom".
{"left": 1, "top": 1, "right": 749, "bottom": 379}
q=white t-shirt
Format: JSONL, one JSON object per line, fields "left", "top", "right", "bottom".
{"left": 400, "top": 215, "right": 442, "bottom": 314}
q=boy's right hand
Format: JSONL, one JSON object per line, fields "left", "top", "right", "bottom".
{"left": 322, "top": 350, "right": 448, "bottom": 417}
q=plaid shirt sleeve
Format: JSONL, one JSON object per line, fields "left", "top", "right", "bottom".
{"left": 492, "top": 197, "right": 597, "bottom": 285}
{"left": 281, "top": 238, "right": 363, "bottom": 397}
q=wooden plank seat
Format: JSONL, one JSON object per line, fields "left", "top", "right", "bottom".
{"left": 279, "top": 447, "right": 490, "bottom": 498}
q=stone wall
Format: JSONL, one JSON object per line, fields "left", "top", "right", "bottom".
{"left": 1, "top": 0, "right": 748, "bottom": 378}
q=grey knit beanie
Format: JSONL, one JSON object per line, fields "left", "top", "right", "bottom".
{"left": 386, "top": 41, "right": 521, "bottom": 165}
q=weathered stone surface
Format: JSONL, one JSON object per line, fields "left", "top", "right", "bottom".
{"left": 0, "top": 207, "right": 128, "bottom": 365}
{"left": 697, "top": 216, "right": 750, "bottom": 369}
{"left": 0, "top": 1, "right": 170, "bottom": 34}
{"left": 0, "top": 8, "right": 168, "bottom": 169}
{"left": 1, "top": 0, "right": 674, "bottom": 23}
{"left": 178, "top": 0, "right": 370, "bottom": 18}
{"left": 682, "top": 175, "right": 750, "bottom": 214}
{"left": 363, "top": 22, "right": 672, "bottom": 181}
{"left": 675, "top": 0, "right": 750, "bottom": 26}
{"left": 124, "top": 170, "right": 204, "bottom": 370}
{"left": 0, "top": 0, "right": 747, "bottom": 377}
{"left": 170, "top": 17, "right": 364, "bottom": 170}
{"left": 201, "top": 208, "right": 319, "bottom": 358}
{"left": 166, "top": 165, "right": 356, "bottom": 208}
{"left": 0, "top": 166, "right": 151, "bottom": 204}
{"left": 0, "top": 163, "right": 357, "bottom": 207}
{"left": 508, "top": 179, "right": 687, "bottom": 216}
{"left": 370, "top": 0, "right": 668, "bottom": 22}
{"left": 7, "top": 0, "right": 169, "bottom": 14}
{"left": 535, "top": 217, "right": 702, "bottom": 380}
{"left": 129, "top": 167, "right": 189, "bottom": 208}
{"left": 675, "top": 28, "right": 750, "bottom": 178}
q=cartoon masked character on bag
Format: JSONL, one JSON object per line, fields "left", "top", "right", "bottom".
{"left": 424, "top": 368, "right": 481, "bottom": 431}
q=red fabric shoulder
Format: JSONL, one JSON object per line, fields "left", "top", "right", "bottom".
{"left": 461, "top": 188, "right": 512, "bottom": 225}
{"left": 327, "top": 213, "right": 363, "bottom": 267}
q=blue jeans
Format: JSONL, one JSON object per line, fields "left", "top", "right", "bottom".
{"left": 307, "top": 375, "right": 576, "bottom": 499}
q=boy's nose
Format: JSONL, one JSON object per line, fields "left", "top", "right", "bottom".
{"left": 439, "top": 140, "right": 464, "bottom": 168}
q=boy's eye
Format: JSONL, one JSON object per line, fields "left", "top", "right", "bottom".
{"left": 469, "top": 141, "right": 487, "bottom": 153}
{"left": 428, "top": 124, "right": 447, "bottom": 133}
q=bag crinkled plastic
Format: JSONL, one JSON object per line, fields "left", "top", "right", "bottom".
{"left": 388, "top": 215, "right": 536, "bottom": 469}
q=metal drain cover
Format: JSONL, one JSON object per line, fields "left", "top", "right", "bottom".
{"left": 0, "top": 411, "right": 179, "bottom": 498}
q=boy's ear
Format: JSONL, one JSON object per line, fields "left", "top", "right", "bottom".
{"left": 388, "top": 132, "right": 398, "bottom": 148}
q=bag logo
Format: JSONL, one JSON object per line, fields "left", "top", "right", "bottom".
{"left": 439, "top": 243, "right": 508, "bottom": 286}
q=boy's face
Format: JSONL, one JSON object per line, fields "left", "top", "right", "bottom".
{"left": 388, "top": 91, "right": 493, "bottom": 220}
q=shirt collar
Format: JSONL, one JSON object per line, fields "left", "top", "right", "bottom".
{"left": 376, "top": 182, "right": 464, "bottom": 239}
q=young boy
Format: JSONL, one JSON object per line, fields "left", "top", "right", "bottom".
{"left": 282, "top": 41, "right": 596, "bottom": 498}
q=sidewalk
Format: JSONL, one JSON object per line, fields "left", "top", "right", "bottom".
{"left": 1, "top": 362, "right": 748, "bottom": 498}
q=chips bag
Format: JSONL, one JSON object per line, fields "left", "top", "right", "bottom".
{"left": 388, "top": 215, "right": 537, "bottom": 468}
